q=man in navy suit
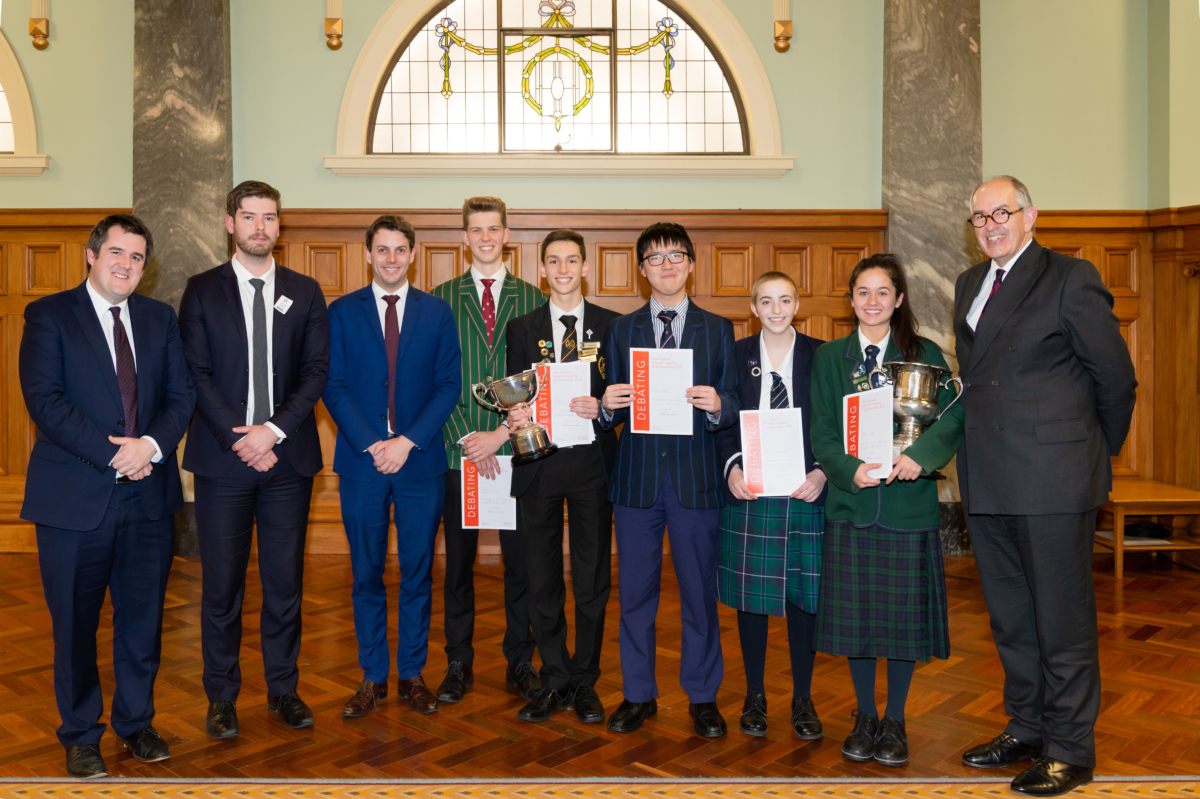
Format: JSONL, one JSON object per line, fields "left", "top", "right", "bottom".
{"left": 599, "top": 222, "right": 739, "bottom": 738}
{"left": 323, "top": 215, "right": 461, "bottom": 718}
{"left": 20, "top": 214, "right": 195, "bottom": 778}
{"left": 179, "top": 181, "right": 330, "bottom": 738}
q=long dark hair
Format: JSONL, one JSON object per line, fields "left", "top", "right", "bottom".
{"left": 847, "top": 253, "right": 921, "bottom": 362}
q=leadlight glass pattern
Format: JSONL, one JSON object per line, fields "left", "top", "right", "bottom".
{"left": 370, "top": 0, "right": 746, "bottom": 154}
{"left": 0, "top": 80, "right": 13, "bottom": 154}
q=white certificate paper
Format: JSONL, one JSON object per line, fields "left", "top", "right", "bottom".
{"left": 630, "top": 347, "right": 693, "bottom": 436}
{"left": 533, "top": 362, "right": 595, "bottom": 447}
{"left": 843, "top": 386, "right": 893, "bottom": 479}
{"left": 461, "top": 456, "right": 517, "bottom": 529}
{"left": 740, "top": 409, "right": 807, "bottom": 497}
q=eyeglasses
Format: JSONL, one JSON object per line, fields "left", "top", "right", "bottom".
{"left": 968, "top": 207, "right": 1024, "bottom": 228}
{"left": 642, "top": 251, "right": 689, "bottom": 266}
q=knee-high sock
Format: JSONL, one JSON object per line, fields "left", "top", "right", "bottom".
{"left": 786, "top": 601, "right": 818, "bottom": 699}
{"left": 736, "top": 610, "right": 768, "bottom": 695}
{"left": 847, "top": 657, "right": 877, "bottom": 717}
{"left": 884, "top": 659, "right": 916, "bottom": 721}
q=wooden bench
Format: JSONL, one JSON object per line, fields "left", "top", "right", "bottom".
{"left": 1097, "top": 477, "right": 1200, "bottom": 580}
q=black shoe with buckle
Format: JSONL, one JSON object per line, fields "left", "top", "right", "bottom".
{"left": 436, "top": 661, "right": 474, "bottom": 703}
{"left": 118, "top": 725, "right": 170, "bottom": 762}
{"left": 573, "top": 685, "right": 605, "bottom": 723}
{"left": 267, "top": 691, "right": 314, "bottom": 729}
{"left": 506, "top": 661, "right": 542, "bottom": 702}
{"left": 873, "top": 716, "right": 908, "bottom": 766}
{"left": 206, "top": 701, "right": 239, "bottom": 739}
{"left": 65, "top": 744, "right": 107, "bottom": 779}
{"left": 962, "top": 732, "right": 1041, "bottom": 768}
{"left": 739, "top": 692, "right": 767, "bottom": 737}
{"left": 517, "top": 687, "right": 572, "bottom": 722}
{"left": 841, "top": 709, "right": 878, "bottom": 762}
{"left": 791, "top": 696, "right": 823, "bottom": 740}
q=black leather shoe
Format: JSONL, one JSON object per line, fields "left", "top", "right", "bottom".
{"left": 118, "top": 726, "right": 170, "bottom": 762}
{"left": 962, "top": 732, "right": 1041, "bottom": 768}
{"left": 517, "top": 687, "right": 572, "bottom": 722}
{"left": 506, "top": 661, "right": 542, "bottom": 701}
{"left": 573, "top": 685, "right": 605, "bottom": 723}
{"left": 791, "top": 696, "right": 823, "bottom": 740}
{"left": 841, "top": 710, "right": 878, "bottom": 762}
{"left": 607, "top": 698, "right": 657, "bottom": 732}
{"left": 206, "top": 701, "right": 239, "bottom": 739}
{"left": 689, "top": 701, "right": 727, "bottom": 738}
{"left": 65, "top": 744, "right": 107, "bottom": 779}
{"left": 873, "top": 716, "right": 908, "bottom": 767}
{"left": 436, "top": 662, "right": 474, "bottom": 703}
{"left": 739, "top": 693, "right": 767, "bottom": 737}
{"left": 1010, "top": 757, "right": 1094, "bottom": 797}
{"left": 267, "top": 691, "right": 314, "bottom": 729}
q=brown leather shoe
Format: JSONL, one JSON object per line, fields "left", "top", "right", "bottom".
{"left": 343, "top": 679, "right": 388, "bottom": 718}
{"left": 398, "top": 675, "right": 439, "bottom": 714}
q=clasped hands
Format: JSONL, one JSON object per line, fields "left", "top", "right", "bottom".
{"left": 728, "top": 465, "right": 827, "bottom": 503}
{"left": 367, "top": 435, "right": 415, "bottom": 475}
{"left": 601, "top": 383, "right": 721, "bottom": 415}
{"left": 232, "top": 425, "right": 279, "bottom": 472}
{"left": 108, "top": 436, "right": 157, "bottom": 480}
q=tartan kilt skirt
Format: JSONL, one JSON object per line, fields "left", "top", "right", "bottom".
{"left": 718, "top": 497, "right": 825, "bottom": 617}
{"left": 814, "top": 519, "right": 950, "bottom": 662}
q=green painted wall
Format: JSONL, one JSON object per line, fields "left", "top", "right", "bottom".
{"left": 982, "top": 0, "right": 1148, "bottom": 210}
{"left": 0, "top": 1, "right": 133, "bottom": 208}
{"left": 1166, "top": 0, "right": 1200, "bottom": 208}
{"left": 230, "top": 0, "right": 885, "bottom": 210}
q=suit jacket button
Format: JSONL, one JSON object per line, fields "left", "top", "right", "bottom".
{"left": 117, "top": 419, "right": 124, "bottom": 427}
{"left": 964, "top": 381, "right": 971, "bottom": 388}
{"left": 381, "top": 414, "right": 387, "bottom": 420}
{"left": 383, "top": 381, "right": 388, "bottom": 387}
{"left": 991, "top": 380, "right": 999, "bottom": 386}
{"left": 241, "top": 399, "right": 247, "bottom": 405}
{"left": 998, "top": 424, "right": 1005, "bottom": 431}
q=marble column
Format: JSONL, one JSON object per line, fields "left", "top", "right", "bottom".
{"left": 133, "top": 0, "right": 233, "bottom": 554}
{"left": 882, "top": 0, "right": 981, "bottom": 554}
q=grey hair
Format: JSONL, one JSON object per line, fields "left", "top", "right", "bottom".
{"left": 970, "top": 175, "right": 1034, "bottom": 210}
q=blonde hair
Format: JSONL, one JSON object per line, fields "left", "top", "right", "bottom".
{"left": 751, "top": 270, "right": 798, "bottom": 303}
{"left": 462, "top": 196, "right": 507, "bottom": 230}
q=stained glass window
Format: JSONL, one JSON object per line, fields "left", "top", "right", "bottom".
{"left": 370, "top": 0, "right": 747, "bottom": 155}
{"left": 0, "top": 80, "right": 13, "bottom": 154}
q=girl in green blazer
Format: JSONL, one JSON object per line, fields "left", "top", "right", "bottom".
{"left": 808, "top": 254, "right": 964, "bottom": 768}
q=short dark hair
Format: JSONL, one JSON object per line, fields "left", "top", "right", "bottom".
{"left": 462, "top": 196, "right": 507, "bottom": 230}
{"left": 366, "top": 214, "right": 416, "bottom": 250}
{"left": 540, "top": 229, "right": 586, "bottom": 262}
{"left": 636, "top": 222, "right": 695, "bottom": 265}
{"left": 226, "top": 180, "right": 282, "bottom": 218}
{"left": 86, "top": 214, "right": 154, "bottom": 265}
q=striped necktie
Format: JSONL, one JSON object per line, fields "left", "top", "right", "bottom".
{"left": 657, "top": 310, "right": 678, "bottom": 349}
{"left": 559, "top": 314, "right": 578, "bottom": 362}
{"left": 769, "top": 371, "right": 788, "bottom": 409}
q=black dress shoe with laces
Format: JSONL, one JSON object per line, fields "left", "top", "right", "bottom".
{"left": 791, "top": 696, "right": 823, "bottom": 740}
{"left": 607, "top": 698, "right": 657, "bottom": 732}
{"left": 436, "top": 662, "right": 474, "bottom": 703}
{"left": 206, "top": 701, "right": 239, "bottom": 739}
{"left": 962, "top": 732, "right": 1042, "bottom": 768}
{"left": 517, "top": 687, "right": 572, "bottom": 722}
{"left": 506, "top": 661, "right": 542, "bottom": 701}
{"left": 65, "top": 744, "right": 108, "bottom": 779}
{"left": 118, "top": 726, "right": 170, "bottom": 762}
{"left": 1010, "top": 757, "right": 1094, "bottom": 797}
{"left": 573, "top": 685, "right": 605, "bottom": 723}
{"left": 873, "top": 716, "right": 908, "bottom": 766}
{"left": 689, "top": 701, "right": 727, "bottom": 738}
{"left": 267, "top": 691, "right": 314, "bottom": 729}
{"left": 739, "top": 693, "right": 768, "bottom": 737}
{"left": 841, "top": 710, "right": 878, "bottom": 762}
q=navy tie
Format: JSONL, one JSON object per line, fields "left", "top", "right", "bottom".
{"left": 657, "top": 310, "right": 678, "bottom": 349}
{"left": 864, "top": 344, "right": 880, "bottom": 385}
{"left": 769, "top": 371, "right": 788, "bottom": 409}
{"left": 979, "top": 268, "right": 1006, "bottom": 319}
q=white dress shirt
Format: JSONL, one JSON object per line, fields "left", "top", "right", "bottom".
{"left": 857, "top": 327, "right": 892, "bottom": 363}
{"left": 85, "top": 278, "right": 162, "bottom": 470}
{"left": 549, "top": 297, "right": 585, "bottom": 361}
{"left": 758, "top": 329, "right": 795, "bottom": 410}
{"left": 965, "top": 237, "right": 1034, "bottom": 332}
{"left": 372, "top": 280, "right": 409, "bottom": 435}
{"left": 470, "top": 265, "right": 507, "bottom": 307}
{"left": 230, "top": 255, "right": 286, "bottom": 442}
{"left": 649, "top": 295, "right": 689, "bottom": 347}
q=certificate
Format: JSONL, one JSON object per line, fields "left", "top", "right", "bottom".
{"left": 533, "top": 362, "right": 595, "bottom": 447}
{"left": 461, "top": 456, "right": 517, "bottom": 529}
{"left": 740, "top": 409, "right": 807, "bottom": 497}
{"left": 844, "top": 386, "right": 893, "bottom": 480}
{"left": 630, "top": 347, "right": 693, "bottom": 436}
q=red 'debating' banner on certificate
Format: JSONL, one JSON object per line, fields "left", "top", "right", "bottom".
{"left": 461, "top": 459, "right": 480, "bottom": 528}
{"left": 846, "top": 394, "right": 860, "bottom": 458}
{"left": 535, "top": 364, "right": 553, "bottom": 440}
{"left": 740, "top": 410, "right": 765, "bottom": 495}
{"left": 632, "top": 349, "right": 651, "bottom": 432}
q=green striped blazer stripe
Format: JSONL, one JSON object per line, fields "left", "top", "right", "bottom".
{"left": 431, "top": 271, "right": 546, "bottom": 470}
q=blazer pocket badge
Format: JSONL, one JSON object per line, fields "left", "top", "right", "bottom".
{"left": 579, "top": 340, "right": 600, "bottom": 363}
{"left": 597, "top": 355, "right": 607, "bottom": 379}
{"left": 274, "top": 296, "right": 293, "bottom": 314}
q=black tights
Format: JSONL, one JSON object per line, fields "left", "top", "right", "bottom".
{"left": 736, "top": 601, "right": 817, "bottom": 697}
{"left": 847, "top": 657, "right": 916, "bottom": 721}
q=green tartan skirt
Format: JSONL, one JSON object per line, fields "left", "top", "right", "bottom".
{"left": 814, "top": 519, "right": 950, "bottom": 662}
{"left": 718, "top": 497, "right": 825, "bottom": 616}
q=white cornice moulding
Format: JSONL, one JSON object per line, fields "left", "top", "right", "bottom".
{"left": 0, "top": 31, "right": 49, "bottom": 177}
{"left": 323, "top": 153, "right": 794, "bottom": 178}
{"left": 0, "top": 154, "right": 51, "bottom": 176}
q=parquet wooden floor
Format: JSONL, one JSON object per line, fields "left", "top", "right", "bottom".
{"left": 0, "top": 549, "right": 1198, "bottom": 782}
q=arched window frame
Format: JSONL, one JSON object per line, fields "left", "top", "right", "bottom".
{"left": 325, "top": 0, "right": 792, "bottom": 178}
{"left": 0, "top": 29, "right": 49, "bottom": 176}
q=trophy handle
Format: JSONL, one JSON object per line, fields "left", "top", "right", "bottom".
{"left": 935, "top": 375, "right": 964, "bottom": 421}
{"left": 471, "top": 383, "right": 505, "bottom": 412}
{"left": 868, "top": 365, "right": 892, "bottom": 387}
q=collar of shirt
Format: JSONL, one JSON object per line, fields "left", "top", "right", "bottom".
{"left": 231, "top": 253, "right": 276, "bottom": 290}
{"left": 983, "top": 236, "right": 1035, "bottom": 293}
{"left": 549, "top": 297, "right": 586, "bottom": 357}
{"left": 649, "top": 295, "right": 689, "bottom": 348}
{"left": 470, "top": 265, "right": 507, "bottom": 301}
{"left": 857, "top": 327, "right": 891, "bottom": 362}
{"left": 372, "top": 279, "right": 410, "bottom": 304}
{"left": 85, "top": 277, "right": 129, "bottom": 324}
{"left": 758, "top": 328, "right": 795, "bottom": 377}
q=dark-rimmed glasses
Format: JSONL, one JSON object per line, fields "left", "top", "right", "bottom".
{"left": 642, "top": 251, "right": 689, "bottom": 266}
{"left": 969, "top": 207, "right": 1024, "bottom": 228}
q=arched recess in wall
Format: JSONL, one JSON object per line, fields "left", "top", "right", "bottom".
{"left": 324, "top": 0, "right": 792, "bottom": 178}
{"left": 0, "top": 30, "right": 49, "bottom": 176}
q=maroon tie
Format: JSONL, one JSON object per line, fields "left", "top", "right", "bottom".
{"left": 110, "top": 307, "right": 138, "bottom": 438}
{"left": 384, "top": 295, "right": 400, "bottom": 433}
{"left": 979, "top": 269, "right": 1006, "bottom": 319}
{"left": 480, "top": 278, "right": 497, "bottom": 345}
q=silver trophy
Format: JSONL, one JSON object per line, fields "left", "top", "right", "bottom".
{"left": 471, "top": 369, "right": 558, "bottom": 466}
{"left": 869, "top": 362, "right": 964, "bottom": 462}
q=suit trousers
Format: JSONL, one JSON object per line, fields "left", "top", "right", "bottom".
{"left": 442, "top": 468, "right": 535, "bottom": 667}
{"left": 518, "top": 446, "right": 613, "bottom": 691}
{"left": 340, "top": 469, "right": 445, "bottom": 683}
{"left": 613, "top": 471, "right": 724, "bottom": 703}
{"left": 36, "top": 482, "right": 175, "bottom": 747}
{"left": 967, "top": 510, "right": 1101, "bottom": 768}
{"left": 196, "top": 456, "right": 313, "bottom": 702}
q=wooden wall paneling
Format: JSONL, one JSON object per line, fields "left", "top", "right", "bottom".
{"left": 303, "top": 242, "right": 348, "bottom": 298}
{"left": 422, "top": 244, "right": 461, "bottom": 290}
{"left": 24, "top": 243, "right": 65, "bottom": 295}
{"left": 830, "top": 244, "right": 868, "bottom": 296}
{"left": 771, "top": 244, "right": 813, "bottom": 296}
{"left": 1104, "top": 246, "right": 1138, "bottom": 296}
{"left": 595, "top": 244, "right": 638, "bottom": 297}
{"left": 272, "top": 243, "right": 290, "bottom": 269}
{"left": 712, "top": 244, "right": 753, "bottom": 296}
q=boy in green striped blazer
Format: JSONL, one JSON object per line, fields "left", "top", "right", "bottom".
{"left": 430, "top": 197, "right": 547, "bottom": 704}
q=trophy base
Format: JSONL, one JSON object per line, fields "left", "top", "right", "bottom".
{"left": 510, "top": 421, "right": 558, "bottom": 467}
{"left": 512, "top": 444, "right": 558, "bottom": 467}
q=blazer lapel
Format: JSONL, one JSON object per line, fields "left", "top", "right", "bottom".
{"left": 221, "top": 263, "right": 250, "bottom": 354}
{"left": 395, "top": 288, "right": 419, "bottom": 366}
{"left": 360, "top": 286, "right": 386, "bottom": 353}
{"left": 679, "top": 301, "right": 704, "bottom": 350}
{"left": 71, "top": 283, "right": 123, "bottom": 409}
{"left": 492, "top": 272, "right": 521, "bottom": 350}
{"left": 967, "top": 240, "right": 1047, "bottom": 374}
{"left": 458, "top": 275, "right": 490, "bottom": 347}
{"left": 631, "top": 303, "right": 654, "bottom": 350}
{"left": 745, "top": 335, "right": 764, "bottom": 409}
{"left": 535, "top": 303, "right": 555, "bottom": 364}
{"left": 955, "top": 262, "right": 988, "bottom": 346}
{"left": 271, "top": 267, "right": 288, "bottom": 371}
{"left": 129, "top": 295, "right": 154, "bottom": 421}
{"left": 789, "top": 333, "right": 809, "bottom": 408}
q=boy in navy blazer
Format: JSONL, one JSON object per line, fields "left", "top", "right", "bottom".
{"left": 598, "top": 222, "right": 738, "bottom": 738}
{"left": 323, "top": 215, "right": 462, "bottom": 717}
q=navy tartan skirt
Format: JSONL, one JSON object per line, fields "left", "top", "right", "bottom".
{"left": 814, "top": 519, "right": 950, "bottom": 662}
{"left": 718, "top": 497, "right": 824, "bottom": 617}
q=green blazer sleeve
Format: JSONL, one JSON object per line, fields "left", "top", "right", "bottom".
{"left": 430, "top": 279, "right": 476, "bottom": 450}
{"left": 901, "top": 341, "right": 965, "bottom": 474}
{"left": 808, "top": 339, "right": 863, "bottom": 495}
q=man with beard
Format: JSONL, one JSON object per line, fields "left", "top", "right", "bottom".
{"left": 179, "top": 181, "right": 330, "bottom": 739}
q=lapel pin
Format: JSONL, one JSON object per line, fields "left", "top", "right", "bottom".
{"left": 751, "top": 367, "right": 761, "bottom": 377}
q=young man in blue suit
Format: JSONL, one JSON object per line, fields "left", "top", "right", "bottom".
{"left": 19, "top": 214, "right": 195, "bottom": 778}
{"left": 323, "top": 215, "right": 462, "bottom": 717}
{"left": 599, "top": 222, "right": 739, "bottom": 738}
